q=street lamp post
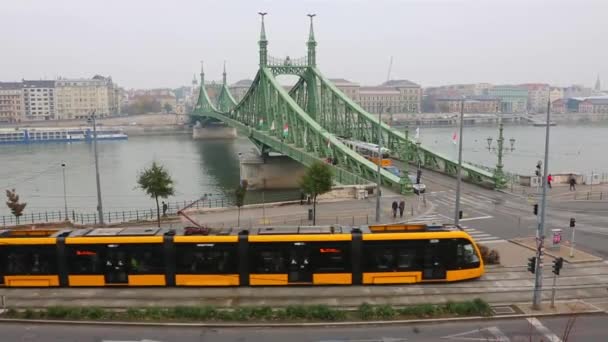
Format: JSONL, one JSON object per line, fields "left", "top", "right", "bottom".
{"left": 375, "top": 105, "right": 383, "bottom": 223}
{"left": 532, "top": 100, "right": 552, "bottom": 310}
{"left": 89, "top": 111, "right": 104, "bottom": 225}
{"left": 61, "top": 163, "right": 68, "bottom": 221}
{"left": 454, "top": 99, "right": 465, "bottom": 226}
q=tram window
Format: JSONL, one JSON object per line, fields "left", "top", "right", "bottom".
{"left": 313, "top": 243, "right": 350, "bottom": 273}
{"left": 454, "top": 239, "right": 480, "bottom": 269}
{"left": 363, "top": 241, "right": 424, "bottom": 272}
{"left": 175, "top": 244, "right": 237, "bottom": 274}
{"left": 2, "top": 246, "right": 58, "bottom": 275}
{"left": 128, "top": 245, "right": 164, "bottom": 274}
{"left": 66, "top": 245, "right": 104, "bottom": 274}
{"left": 250, "top": 244, "right": 287, "bottom": 274}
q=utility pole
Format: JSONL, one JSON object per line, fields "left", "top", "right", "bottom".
{"left": 532, "top": 100, "right": 552, "bottom": 310}
{"left": 375, "top": 105, "right": 382, "bottom": 223}
{"left": 90, "top": 110, "right": 104, "bottom": 225}
{"left": 454, "top": 98, "right": 465, "bottom": 226}
{"left": 61, "top": 162, "right": 68, "bottom": 221}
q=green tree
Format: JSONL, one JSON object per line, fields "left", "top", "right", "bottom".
{"left": 299, "top": 161, "right": 333, "bottom": 225}
{"left": 137, "top": 162, "right": 175, "bottom": 227}
{"left": 163, "top": 103, "right": 173, "bottom": 113}
{"left": 5, "top": 189, "right": 26, "bottom": 225}
{"left": 235, "top": 179, "right": 248, "bottom": 227}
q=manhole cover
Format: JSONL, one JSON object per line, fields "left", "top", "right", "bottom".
{"left": 492, "top": 306, "right": 516, "bottom": 315}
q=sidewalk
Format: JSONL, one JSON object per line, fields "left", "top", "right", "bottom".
{"left": 503, "top": 181, "right": 608, "bottom": 202}
{"left": 177, "top": 194, "right": 433, "bottom": 229}
{"left": 510, "top": 236, "right": 603, "bottom": 263}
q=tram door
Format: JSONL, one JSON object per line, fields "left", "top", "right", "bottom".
{"left": 288, "top": 243, "right": 312, "bottom": 283}
{"left": 0, "top": 250, "right": 4, "bottom": 285}
{"left": 422, "top": 240, "right": 446, "bottom": 280}
{"left": 104, "top": 245, "right": 128, "bottom": 284}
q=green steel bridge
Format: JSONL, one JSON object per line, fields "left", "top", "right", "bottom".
{"left": 190, "top": 15, "right": 500, "bottom": 193}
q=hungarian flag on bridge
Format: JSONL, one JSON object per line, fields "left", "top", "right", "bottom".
{"left": 283, "top": 124, "right": 289, "bottom": 137}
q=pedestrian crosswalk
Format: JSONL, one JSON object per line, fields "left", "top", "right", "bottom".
{"left": 409, "top": 212, "right": 506, "bottom": 244}
{"left": 427, "top": 190, "right": 500, "bottom": 209}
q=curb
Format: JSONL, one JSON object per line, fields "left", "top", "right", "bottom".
{"left": 0, "top": 309, "right": 603, "bottom": 328}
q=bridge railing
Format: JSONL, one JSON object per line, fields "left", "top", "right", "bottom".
{"left": 268, "top": 55, "right": 308, "bottom": 67}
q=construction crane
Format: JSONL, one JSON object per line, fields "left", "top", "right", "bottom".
{"left": 386, "top": 56, "right": 393, "bottom": 83}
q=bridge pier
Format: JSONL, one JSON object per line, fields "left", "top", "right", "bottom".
{"left": 239, "top": 154, "right": 306, "bottom": 190}
{"left": 192, "top": 125, "right": 237, "bottom": 140}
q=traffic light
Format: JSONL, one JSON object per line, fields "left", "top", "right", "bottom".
{"left": 570, "top": 218, "right": 576, "bottom": 228}
{"left": 552, "top": 257, "right": 564, "bottom": 275}
{"left": 527, "top": 256, "right": 536, "bottom": 274}
{"left": 459, "top": 210, "right": 463, "bottom": 219}
{"left": 535, "top": 161, "right": 542, "bottom": 177}
{"left": 533, "top": 204, "right": 538, "bottom": 215}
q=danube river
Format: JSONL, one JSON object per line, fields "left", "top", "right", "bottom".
{"left": 1, "top": 123, "right": 607, "bottom": 216}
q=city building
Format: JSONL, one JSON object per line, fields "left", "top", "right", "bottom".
{"left": 0, "top": 82, "right": 24, "bottom": 123}
{"left": 551, "top": 98, "right": 566, "bottom": 114}
{"left": 229, "top": 79, "right": 253, "bottom": 102}
{"left": 565, "top": 96, "right": 608, "bottom": 113}
{"left": 519, "top": 83, "right": 549, "bottom": 113}
{"left": 485, "top": 86, "right": 528, "bottom": 113}
{"left": 329, "top": 78, "right": 360, "bottom": 102}
{"left": 329, "top": 78, "right": 421, "bottom": 114}
{"left": 549, "top": 87, "right": 564, "bottom": 103}
{"left": 434, "top": 96, "right": 500, "bottom": 113}
{"left": 594, "top": 75, "right": 601, "bottom": 93}
{"left": 22, "top": 80, "right": 56, "bottom": 120}
{"left": 55, "top": 76, "right": 120, "bottom": 120}
{"left": 563, "top": 85, "right": 593, "bottom": 99}
{"left": 589, "top": 97, "right": 608, "bottom": 113}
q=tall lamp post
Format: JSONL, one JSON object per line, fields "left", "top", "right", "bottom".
{"left": 61, "top": 162, "right": 68, "bottom": 221}
{"left": 88, "top": 110, "right": 104, "bottom": 225}
{"left": 375, "top": 103, "right": 383, "bottom": 223}
{"left": 532, "top": 100, "right": 552, "bottom": 310}
{"left": 454, "top": 98, "right": 465, "bottom": 226}
{"left": 486, "top": 119, "right": 515, "bottom": 188}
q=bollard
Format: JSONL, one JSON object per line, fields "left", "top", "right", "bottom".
{"left": 1, "top": 295, "right": 5, "bottom": 309}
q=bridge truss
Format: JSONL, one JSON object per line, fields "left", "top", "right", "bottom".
{"left": 191, "top": 15, "right": 498, "bottom": 193}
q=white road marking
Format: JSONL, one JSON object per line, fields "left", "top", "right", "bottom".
{"left": 486, "top": 327, "right": 510, "bottom": 342}
{"left": 526, "top": 317, "right": 562, "bottom": 342}
{"left": 318, "top": 338, "right": 406, "bottom": 342}
{"left": 441, "top": 326, "right": 509, "bottom": 341}
{"left": 468, "top": 233, "right": 492, "bottom": 238}
{"left": 459, "top": 215, "right": 493, "bottom": 222}
{"left": 476, "top": 239, "right": 507, "bottom": 244}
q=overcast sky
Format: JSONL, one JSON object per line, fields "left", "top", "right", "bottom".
{"left": 2, "top": 0, "right": 606, "bottom": 89}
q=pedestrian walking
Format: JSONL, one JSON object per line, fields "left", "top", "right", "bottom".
{"left": 391, "top": 201, "right": 398, "bottom": 219}
{"left": 569, "top": 174, "right": 576, "bottom": 191}
{"left": 547, "top": 174, "right": 553, "bottom": 189}
{"left": 162, "top": 201, "right": 168, "bottom": 217}
{"left": 300, "top": 191, "right": 305, "bottom": 205}
{"left": 398, "top": 200, "right": 405, "bottom": 218}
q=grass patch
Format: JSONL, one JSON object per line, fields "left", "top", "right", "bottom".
{"left": 1, "top": 299, "right": 491, "bottom": 322}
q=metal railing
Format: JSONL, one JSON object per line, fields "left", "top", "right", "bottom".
{"left": 573, "top": 191, "right": 607, "bottom": 201}
{"left": 1, "top": 192, "right": 300, "bottom": 227}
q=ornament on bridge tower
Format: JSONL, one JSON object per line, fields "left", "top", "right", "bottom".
{"left": 327, "top": 139, "right": 331, "bottom": 149}
{"left": 258, "top": 118, "right": 264, "bottom": 128}
{"left": 270, "top": 120, "right": 276, "bottom": 130}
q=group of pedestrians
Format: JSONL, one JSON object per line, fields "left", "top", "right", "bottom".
{"left": 391, "top": 200, "right": 406, "bottom": 219}
{"left": 545, "top": 174, "right": 577, "bottom": 191}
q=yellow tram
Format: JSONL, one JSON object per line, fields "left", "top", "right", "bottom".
{"left": 0, "top": 224, "right": 484, "bottom": 287}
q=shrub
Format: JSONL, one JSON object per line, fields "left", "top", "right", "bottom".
{"left": 358, "top": 303, "right": 375, "bottom": 320}
{"left": 374, "top": 305, "right": 397, "bottom": 320}
{"left": 307, "top": 305, "right": 345, "bottom": 321}
{"left": 478, "top": 244, "right": 500, "bottom": 265}
{"left": 47, "top": 306, "right": 71, "bottom": 319}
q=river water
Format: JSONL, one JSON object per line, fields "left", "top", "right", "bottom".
{"left": 1, "top": 122, "right": 607, "bottom": 216}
